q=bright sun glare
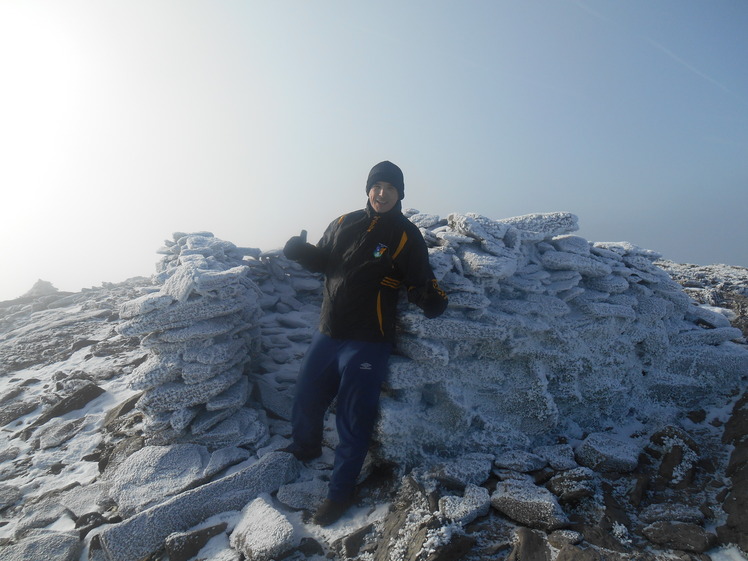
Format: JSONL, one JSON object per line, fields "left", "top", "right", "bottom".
{"left": 1, "top": 4, "right": 84, "bottom": 209}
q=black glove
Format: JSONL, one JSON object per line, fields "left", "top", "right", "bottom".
{"left": 420, "top": 289, "right": 448, "bottom": 318}
{"left": 409, "top": 280, "right": 448, "bottom": 319}
{"left": 283, "top": 230, "right": 310, "bottom": 261}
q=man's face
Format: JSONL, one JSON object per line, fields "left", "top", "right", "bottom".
{"left": 368, "top": 181, "right": 399, "bottom": 213}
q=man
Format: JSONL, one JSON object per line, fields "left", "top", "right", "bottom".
{"left": 282, "top": 160, "right": 448, "bottom": 526}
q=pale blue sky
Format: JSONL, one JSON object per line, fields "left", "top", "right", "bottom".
{"left": 1, "top": 1, "right": 747, "bottom": 301}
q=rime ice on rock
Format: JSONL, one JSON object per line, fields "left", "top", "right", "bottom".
{"left": 438, "top": 483, "right": 490, "bottom": 526}
{"left": 116, "top": 233, "right": 267, "bottom": 448}
{"left": 373, "top": 211, "right": 748, "bottom": 466}
{"left": 116, "top": 231, "right": 324, "bottom": 450}
{"left": 491, "top": 478, "right": 569, "bottom": 530}
{"left": 230, "top": 495, "right": 296, "bottom": 560}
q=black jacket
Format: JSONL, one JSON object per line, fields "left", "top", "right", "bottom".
{"left": 289, "top": 202, "right": 448, "bottom": 342}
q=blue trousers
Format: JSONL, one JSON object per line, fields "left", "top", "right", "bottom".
{"left": 291, "top": 331, "right": 392, "bottom": 502}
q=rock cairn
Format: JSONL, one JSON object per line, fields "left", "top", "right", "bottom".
{"left": 116, "top": 232, "right": 269, "bottom": 449}
{"left": 113, "top": 215, "right": 747, "bottom": 467}
{"left": 376, "top": 210, "right": 748, "bottom": 465}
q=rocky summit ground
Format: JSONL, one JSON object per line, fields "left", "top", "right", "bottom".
{"left": 0, "top": 258, "right": 747, "bottom": 561}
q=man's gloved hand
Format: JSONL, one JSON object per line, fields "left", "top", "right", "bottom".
{"left": 409, "top": 279, "right": 448, "bottom": 318}
{"left": 283, "top": 230, "right": 309, "bottom": 261}
{"left": 420, "top": 289, "right": 448, "bottom": 318}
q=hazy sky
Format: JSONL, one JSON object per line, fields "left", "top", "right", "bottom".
{"left": 1, "top": 1, "right": 747, "bottom": 301}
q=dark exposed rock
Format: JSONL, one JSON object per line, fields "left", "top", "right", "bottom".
{"left": 164, "top": 522, "right": 228, "bottom": 561}
{"left": 296, "top": 536, "right": 325, "bottom": 557}
{"left": 71, "top": 338, "right": 99, "bottom": 352}
{"left": 18, "top": 382, "right": 105, "bottom": 439}
{"left": 642, "top": 520, "right": 716, "bottom": 553}
{"left": 75, "top": 512, "right": 110, "bottom": 539}
{"left": 373, "top": 476, "right": 434, "bottom": 561}
{"left": 547, "top": 529, "right": 583, "bottom": 549}
{"left": 716, "top": 391, "right": 748, "bottom": 552}
{"left": 555, "top": 543, "right": 602, "bottom": 561}
{"left": 0, "top": 386, "right": 23, "bottom": 407}
{"left": 575, "top": 432, "right": 641, "bottom": 473}
{"left": 546, "top": 467, "right": 596, "bottom": 503}
{"left": 639, "top": 502, "right": 704, "bottom": 525}
{"left": 646, "top": 425, "right": 700, "bottom": 490}
{"left": 0, "top": 484, "right": 22, "bottom": 513}
{"left": 424, "top": 533, "right": 476, "bottom": 561}
{"left": 0, "top": 400, "right": 38, "bottom": 428}
{"left": 333, "top": 523, "right": 374, "bottom": 559}
{"left": 628, "top": 473, "right": 650, "bottom": 507}
{"left": 578, "top": 523, "right": 631, "bottom": 553}
{"left": 506, "top": 527, "right": 551, "bottom": 561}
{"left": 103, "top": 393, "right": 142, "bottom": 431}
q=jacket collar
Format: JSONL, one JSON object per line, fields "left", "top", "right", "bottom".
{"left": 365, "top": 200, "right": 403, "bottom": 219}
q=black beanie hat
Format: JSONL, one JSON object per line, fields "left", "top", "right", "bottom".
{"left": 366, "top": 161, "right": 405, "bottom": 200}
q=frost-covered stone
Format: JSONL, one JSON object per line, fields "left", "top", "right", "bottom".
{"left": 438, "top": 483, "right": 490, "bottom": 526}
{"left": 639, "top": 503, "right": 704, "bottom": 525}
{"left": 546, "top": 467, "right": 597, "bottom": 503}
{"left": 114, "top": 232, "right": 268, "bottom": 446}
{"left": 230, "top": 495, "right": 296, "bottom": 561}
{"left": 118, "top": 293, "right": 175, "bottom": 320}
{"left": 374, "top": 211, "right": 748, "bottom": 466}
{"left": 0, "top": 484, "right": 22, "bottom": 512}
{"left": 137, "top": 367, "right": 243, "bottom": 413}
{"left": 409, "top": 212, "right": 443, "bottom": 229}
{"left": 117, "top": 296, "right": 248, "bottom": 337}
{"left": 494, "top": 449, "right": 547, "bottom": 472}
{"left": 108, "top": 444, "right": 210, "bottom": 517}
{"left": 575, "top": 433, "right": 641, "bottom": 473}
{"left": 98, "top": 452, "right": 299, "bottom": 561}
{"left": 459, "top": 246, "right": 518, "bottom": 280}
{"left": 276, "top": 478, "right": 328, "bottom": 510}
{"left": 203, "top": 446, "right": 252, "bottom": 479}
{"left": 192, "top": 407, "right": 269, "bottom": 449}
{"left": 115, "top": 218, "right": 748, "bottom": 483}
{"left": 499, "top": 212, "right": 579, "bottom": 240}
{"left": 1, "top": 529, "right": 81, "bottom": 561}
{"left": 540, "top": 250, "right": 612, "bottom": 278}
{"left": 432, "top": 453, "right": 494, "bottom": 488}
{"left": 491, "top": 479, "right": 568, "bottom": 530}
{"left": 534, "top": 444, "right": 577, "bottom": 471}
{"left": 395, "top": 335, "right": 451, "bottom": 365}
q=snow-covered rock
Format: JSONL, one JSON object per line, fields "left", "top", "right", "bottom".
{"left": 438, "top": 483, "right": 490, "bottom": 526}
{"left": 373, "top": 212, "right": 748, "bottom": 466}
{"left": 230, "top": 495, "right": 296, "bottom": 561}
{"left": 490, "top": 478, "right": 568, "bottom": 531}
{"left": 115, "top": 232, "right": 266, "bottom": 448}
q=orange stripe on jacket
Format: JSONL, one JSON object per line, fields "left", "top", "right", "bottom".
{"left": 392, "top": 231, "right": 408, "bottom": 259}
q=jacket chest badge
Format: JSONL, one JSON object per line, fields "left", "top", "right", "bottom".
{"left": 373, "top": 243, "right": 388, "bottom": 258}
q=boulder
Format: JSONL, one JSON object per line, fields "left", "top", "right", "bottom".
{"left": 0, "top": 529, "right": 81, "bottom": 561}
{"left": 490, "top": 479, "right": 568, "bottom": 531}
{"left": 642, "top": 520, "right": 715, "bottom": 553}
{"left": 230, "top": 496, "right": 296, "bottom": 561}
{"left": 576, "top": 433, "right": 640, "bottom": 473}
{"left": 98, "top": 451, "right": 299, "bottom": 561}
